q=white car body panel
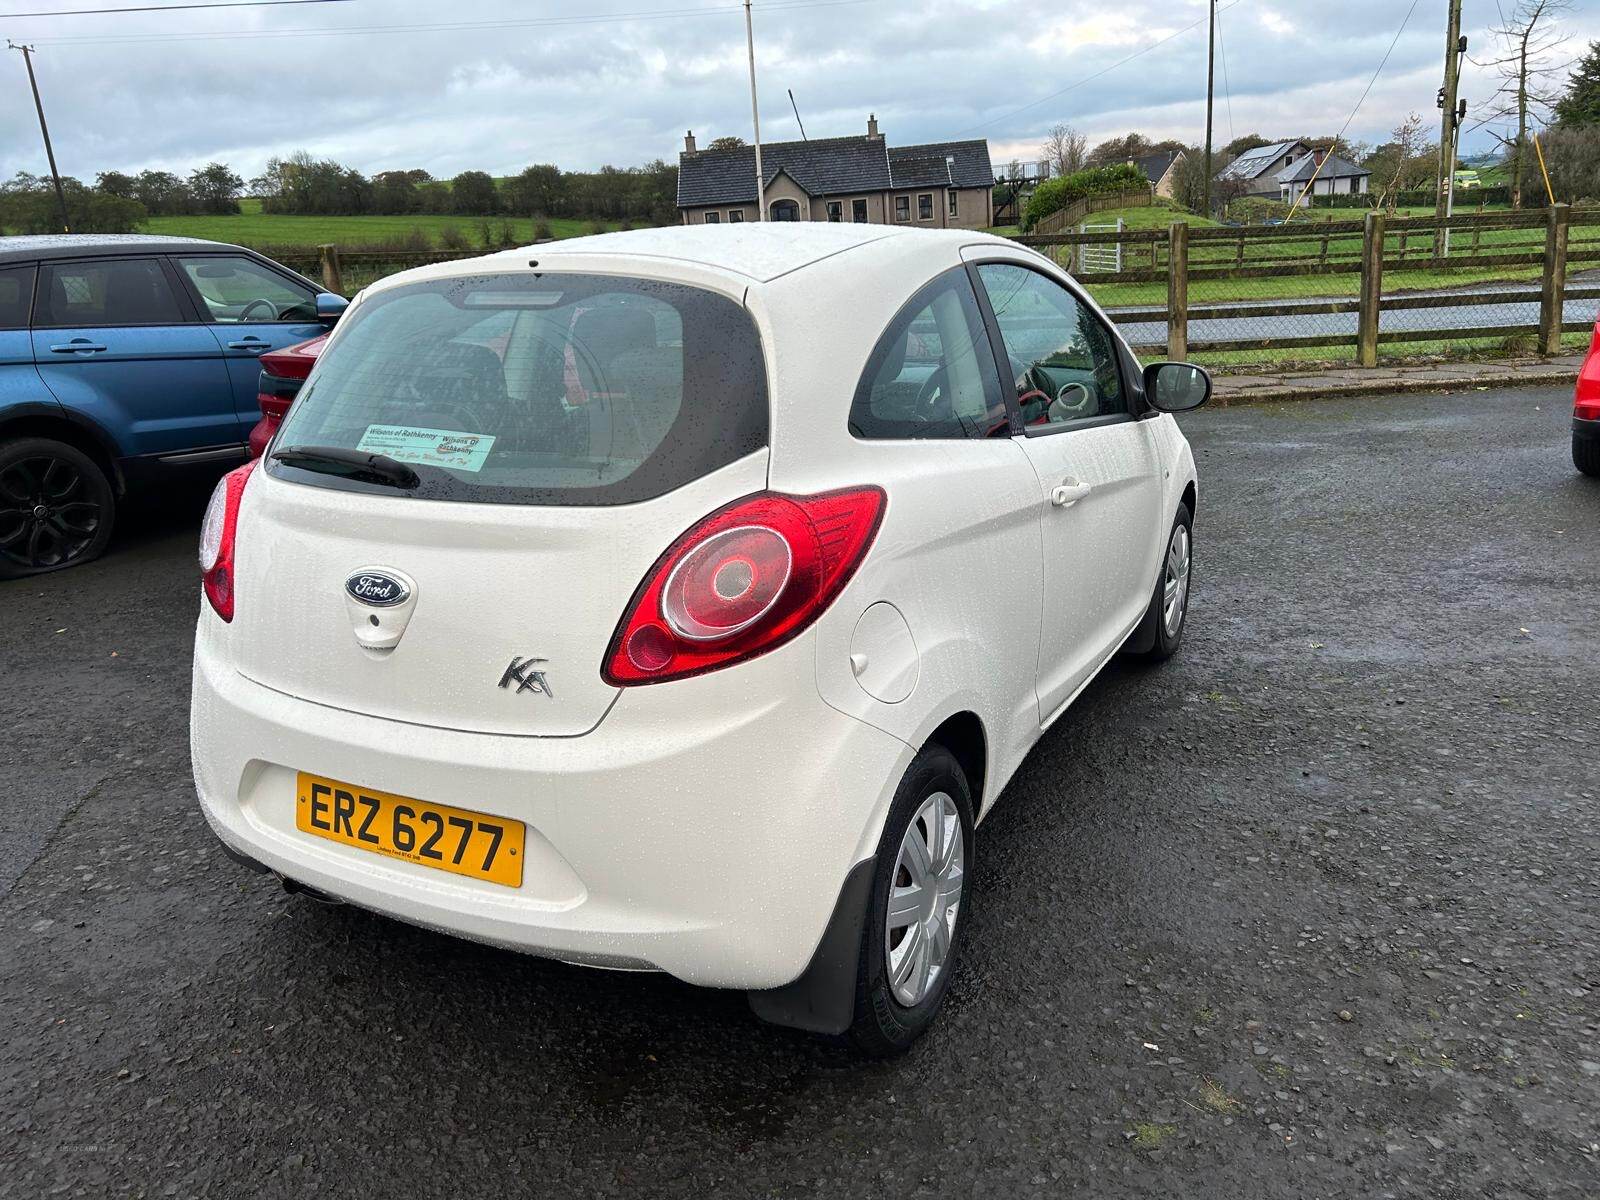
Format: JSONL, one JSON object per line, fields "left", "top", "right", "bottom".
{"left": 190, "top": 225, "right": 1199, "bottom": 993}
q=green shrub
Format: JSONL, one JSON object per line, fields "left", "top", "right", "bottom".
{"left": 1022, "top": 163, "right": 1148, "bottom": 231}
{"left": 437, "top": 224, "right": 470, "bottom": 252}
{"left": 532, "top": 219, "right": 553, "bottom": 241}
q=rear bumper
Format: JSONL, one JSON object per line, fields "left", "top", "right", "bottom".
{"left": 1575, "top": 415, "right": 1600, "bottom": 444}
{"left": 190, "top": 615, "right": 912, "bottom": 990}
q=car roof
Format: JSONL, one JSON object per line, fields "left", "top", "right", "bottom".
{"left": 0, "top": 233, "right": 246, "bottom": 265}
{"left": 434, "top": 224, "right": 1017, "bottom": 291}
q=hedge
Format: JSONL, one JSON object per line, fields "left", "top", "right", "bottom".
{"left": 1022, "top": 163, "right": 1148, "bottom": 231}
{"left": 1304, "top": 185, "right": 1516, "bottom": 209}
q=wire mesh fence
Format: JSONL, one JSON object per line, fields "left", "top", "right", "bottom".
{"left": 1017, "top": 205, "right": 1600, "bottom": 374}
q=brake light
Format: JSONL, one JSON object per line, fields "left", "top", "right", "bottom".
{"left": 199, "top": 460, "right": 257, "bottom": 622}
{"left": 603, "top": 487, "right": 885, "bottom": 685}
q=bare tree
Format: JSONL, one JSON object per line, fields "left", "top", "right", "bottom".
{"left": 1040, "top": 124, "right": 1088, "bottom": 177}
{"left": 1475, "top": 0, "right": 1573, "bottom": 207}
{"left": 1367, "top": 112, "right": 1434, "bottom": 211}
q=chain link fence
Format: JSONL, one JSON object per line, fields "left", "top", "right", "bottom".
{"left": 1016, "top": 206, "right": 1600, "bottom": 374}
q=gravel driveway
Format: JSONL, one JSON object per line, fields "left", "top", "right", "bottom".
{"left": 1, "top": 385, "right": 1596, "bottom": 1198}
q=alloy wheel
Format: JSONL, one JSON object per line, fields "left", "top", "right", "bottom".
{"left": 1162, "top": 523, "right": 1191, "bottom": 638}
{"left": 0, "top": 455, "right": 104, "bottom": 572}
{"left": 885, "top": 790, "right": 965, "bottom": 1007}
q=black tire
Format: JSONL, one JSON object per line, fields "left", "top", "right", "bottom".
{"left": 0, "top": 437, "right": 116, "bottom": 580}
{"left": 1130, "top": 502, "right": 1193, "bottom": 663}
{"left": 1576, "top": 433, "right": 1600, "bottom": 478}
{"left": 849, "top": 743, "right": 974, "bottom": 1057}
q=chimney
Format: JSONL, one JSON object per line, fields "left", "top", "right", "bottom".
{"left": 867, "top": 113, "right": 880, "bottom": 139}
{"left": 684, "top": 130, "right": 697, "bottom": 155}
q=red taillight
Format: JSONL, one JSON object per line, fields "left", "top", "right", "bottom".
{"left": 603, "top": 487, "right": 886, "bottom": 686}
{"left": 199, "top": 460, "right": 257, "bottom": 622}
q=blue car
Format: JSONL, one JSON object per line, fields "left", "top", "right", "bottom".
{"left": 0, "top": 234, "right": 346, "bottom": 577}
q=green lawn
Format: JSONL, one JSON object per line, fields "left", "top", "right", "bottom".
{"left": 144, "top": 199, "right": 623, "bottom": 250}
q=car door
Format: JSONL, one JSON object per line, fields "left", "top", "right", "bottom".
{"left": 969, "top": 256, "right": 1166, "bottom": 723}
{"left": 0, "top": 265, "right": 45, "bottom": 414}
{"left": 171, "top": 253, "right": 326, "bottom": 432}
{"left": 31, "top": 256, "right": 241, "bottom": 458}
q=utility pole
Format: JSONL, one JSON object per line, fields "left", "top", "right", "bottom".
{"left": 1434, "top": 0, "right": 1465, "bottom": 245}
{"left": 743, "top": 0, "right": 765, "bottom": 221}
{"left": 1202, "top": 0, "right": 1216, "bottom": 217}
{"left": 8, "top": 41, "right": 70, "bottom": 234}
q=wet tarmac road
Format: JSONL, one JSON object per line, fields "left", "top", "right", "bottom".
{"left": 2, "top": 386, "right": 1597, "bottom": 1198}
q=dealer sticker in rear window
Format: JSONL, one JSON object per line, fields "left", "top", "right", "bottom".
{"left": 356, "top": 424, "right": 495, "bottom": 473}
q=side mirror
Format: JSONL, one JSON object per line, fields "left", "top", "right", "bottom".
{"left": 1142, "top": 362, "right": 1212, "bottom": 413}
{"left": 314, "top": 292, "right": 349, "bottom": 326}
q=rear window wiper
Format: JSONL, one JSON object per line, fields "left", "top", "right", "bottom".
{"left": 272, "top": 445, "right": 420, "bottom": 490}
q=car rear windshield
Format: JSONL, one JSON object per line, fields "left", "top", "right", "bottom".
{"left": 269, "top": 271, "right": 768, "bottom": 505}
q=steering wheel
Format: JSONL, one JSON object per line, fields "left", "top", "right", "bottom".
{"left": 238, "top": 298, "right": 280, "bottom": 322}
{"left": 1010, "top": 356, "right": 1052, "bottom": 424}
{"left": 912, "top": 364, "right": 952, "bottom": 416}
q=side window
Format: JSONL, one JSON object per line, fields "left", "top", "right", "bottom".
{"left": 0, "top": 266, "right": 34, "bottom": 329}
{"left": 176, "top": 255, "right": 316, "bottom": 323}
{"left": 976, "top": 262, "right": 1125, "bottom": 427}
{"left": 36, "top": 258, "right": 186, "bottom": 328}
{"left": 849, "top": 267, "right": 1008, "bottom": 441}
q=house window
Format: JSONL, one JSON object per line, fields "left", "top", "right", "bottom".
{"left": 728, "top": 209, "right": 744, "bottom": 222}
{"left": 918, "top": 193, "right": 933, "bottom": 221}
{"left": 852, "top": 198, "right": 868, "bottom": 223}
{"left": 1349, "top": 177, "right": 1360, "bottom": 195}
{"left": 704, "top": 211, "right": 720, "bottom": 224}
{"left": 826, "top": 201, "right": 843, "bottom": 222}
{"left": 770, "top": 199, "right": 800, "bottom": 221}
{"left": 895, "top": 195, "right": 910, "bottom": 222}
{"left": 947, "top": 189, "right": 958, "bottom": 217}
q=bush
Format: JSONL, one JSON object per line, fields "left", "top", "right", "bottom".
{"left": 1225, "top": 196, "right": 1293, "bottom": 223}
{"left": 532, "top": 218, "right": 553, "bottom": 241}
{"left": 1021, "top": 163, "right": 1148, "bottom": 231}
{"left": 586, "top": 219, "right": 606, "bottom": 235}
{"left": 437, "top": 225, "right": 470, "bottom": 252}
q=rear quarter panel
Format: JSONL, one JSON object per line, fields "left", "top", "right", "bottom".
{"left": 751, "top": 239, "right": 1048, "bottom": 816}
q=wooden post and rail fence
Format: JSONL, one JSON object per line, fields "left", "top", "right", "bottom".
{"left": 1016, "top": 204, "right": 1594, "bottom": 368}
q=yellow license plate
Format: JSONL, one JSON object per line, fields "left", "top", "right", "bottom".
{"left": 295, "top": 772, "right": 525, "bottom": 888}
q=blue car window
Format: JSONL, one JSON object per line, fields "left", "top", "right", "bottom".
{"left": 177, "top": 255, "right": 316, "bottom": 324}
{"left": 36, "top": 258, "right": 186, "bottom": 328}
{"left": 0, "top": 266, "right": 33, "bottom": 329}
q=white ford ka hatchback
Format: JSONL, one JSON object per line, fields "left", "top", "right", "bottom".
{"left": 191, "top": 224, "right": 1207, "bottom": 1054}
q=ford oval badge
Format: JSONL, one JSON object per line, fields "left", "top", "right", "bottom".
{"left": 345, "top": 570, "right": 410, "bottom": 608}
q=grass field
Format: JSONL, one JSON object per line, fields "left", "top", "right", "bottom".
{"left": 144, "top": 198, "right": 622, "bottom": 249}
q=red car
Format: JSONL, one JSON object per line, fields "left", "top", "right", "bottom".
{"left": 248, "top": 334, "right": 327, "bottom": 459}
{"left": 1577, "top": 317, "right": 1600, "bottom": 477}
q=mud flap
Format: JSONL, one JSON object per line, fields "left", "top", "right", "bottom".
{"left": 746, "top": 859, "right": 875, "bottom": 1035}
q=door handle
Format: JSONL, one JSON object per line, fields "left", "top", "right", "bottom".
{"left": 1050, "top": 479, "right": 1092, "bottom": 508}
{"left": 226, "top": 338, "right": 269, "bottom": 352}
{"left": 49, "top": 341, "right": 107, "bottom": 354}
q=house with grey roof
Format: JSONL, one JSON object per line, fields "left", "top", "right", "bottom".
{"left": 1215, "top": 139, "right": 1370, "bottom": 202}
{"left": 1276, "top": 150, "right": 1370, "bottom": 201}
{"left": 1130, "top": 149, "right": 1185, "bottom": 199}
{"left": 676, "top": 116, "right": 994, "bottom": 229}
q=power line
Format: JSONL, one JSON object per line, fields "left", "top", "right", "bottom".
{"left": 1286, "top": 0, "right": 1420, "bottom": 215}
{"left": 20, "top": 0, "right": 870, "bottom": 45}
{"left": 952, "top": 0, "right": 1246, "bottom": 137}
{"left": 1215, "top": 3, "right": 1235, "bottom": 144}
{"left": 10, "top": 0, "right": 352, "bottom": 16}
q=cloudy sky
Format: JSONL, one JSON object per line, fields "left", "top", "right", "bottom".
{"left": 2, "top": 0, "right": 1596, "bottom": 183}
